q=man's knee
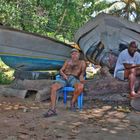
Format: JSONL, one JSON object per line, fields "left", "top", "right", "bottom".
{"left": 51, "top": 83, "right": 61, "bottom": 92}
{"left": 130, "top": 68, "right": 136, "bottom": 74}
{"left": 75, "top": 83, "right": 84, "bottom": 92}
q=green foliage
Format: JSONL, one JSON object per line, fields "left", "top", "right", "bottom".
{"left": 0, "top": 0, "right": 109, "bottom": 41}
{"left": 2, "top": 0, "right": 139, "bottom": 41}
{"left": 0, "top": 60, "right": 14, "bottom": 84}
{"left": 0, "top": 0, "right": 49, "bottom": 36}
{"left": 0, "top": 71, "right": 12, "bottom": 84}
{"left": 1, "top": 0, "right": 139, "bottom": 42}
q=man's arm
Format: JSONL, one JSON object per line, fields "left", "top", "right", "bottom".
{"left": 60, "top": 61, "right": 68, "bottom": 80}
{"left": 124, "top": 63, "right": 140, "bottom": 70}
{"left": 79, "top": 60, "right": 86, "bottom": 83}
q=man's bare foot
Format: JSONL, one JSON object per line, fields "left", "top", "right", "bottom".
{"left": 129, "top": 91, "right": 136, "bottom": 98}
{"left": 129, "top": 91, "right": 140, "bottom": 99}
{"left": 130, "top": 91, "right": 136, "bottom": 96}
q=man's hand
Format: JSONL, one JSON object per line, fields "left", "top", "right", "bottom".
{"left": 124, "top": 63, "right": 140, "bottom": 70}
{"left": 80, "top": 80, "right": 86, "bottom": 84}
{"left": 63, "top": 74, "right": 68, "bottom": 80}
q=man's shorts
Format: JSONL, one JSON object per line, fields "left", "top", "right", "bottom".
{"left": 55, "top": 75, "right": 80, "bottom": 87}
{"left": 115, "top": 70, "right": 125, "bottom": 81}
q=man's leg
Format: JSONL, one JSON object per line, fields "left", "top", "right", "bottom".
{"left": 71, "top": 83, "right": 84, "bottom": 106}
{"left": 127, "top": 68, "right": 137, "bottom": 96}
{"left": 50, "top": 83, "right": 62, "bottom": 110}
{"left": 136, "top": 68, "right": 140, "bottom": 94}
{"left": 43, "top": 83, "right": 62, "bottom": 117}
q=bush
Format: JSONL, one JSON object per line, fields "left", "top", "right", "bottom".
{"left": 0, "top": 59, "right": 14, "bottom": 84}
{"left": 0, "top": 71, "right": 13, "bottom": 84}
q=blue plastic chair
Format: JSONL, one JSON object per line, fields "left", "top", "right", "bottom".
{"left": 56, "top": 75, "right": 84, "bottom": 110}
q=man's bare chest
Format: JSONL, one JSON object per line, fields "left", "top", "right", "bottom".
{"left": 66, "top": 62, "right": 81, "bottom": 72}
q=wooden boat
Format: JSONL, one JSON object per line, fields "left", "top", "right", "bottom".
{"left": 75, "top": 13, "right": 140, "bottom": 70}
{"left": 0, "top": 25, "right": 73, "bottom": 71}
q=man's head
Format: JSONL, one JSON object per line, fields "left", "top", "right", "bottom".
{"left": 70, "top": 48, "right": 79, "bottom": 53}
{"left": 70, "top": 48, "right": 80, "bottom": 60}
{"left": 128, "top": 41, "right": 138, "bottom": 57}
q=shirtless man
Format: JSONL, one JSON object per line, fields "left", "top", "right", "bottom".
{"left": 114, "top": 41, "right": 140, "bottom": 98}
{"left": 44, "top": 48, "right": 86, "bottom": 117}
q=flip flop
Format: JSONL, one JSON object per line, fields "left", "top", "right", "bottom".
{"left": 70, "top": 102, "right": 76, "bottom": 112}
{"left": 43, "top": 109, "right": 57, "bottom": 118}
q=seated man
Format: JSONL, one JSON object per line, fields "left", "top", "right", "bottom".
{"left": 114, "top": 41, "right": 140, "bottom": 98}
{"left": 44, "top": 48, "right": 86, "bottom": 117}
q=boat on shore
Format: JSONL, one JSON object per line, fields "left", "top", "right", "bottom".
{"left": 0, "top": 25, "right": 73, "bottom": 71}
{"left": 75, "top": 13, "right": 140, "bottom": 70}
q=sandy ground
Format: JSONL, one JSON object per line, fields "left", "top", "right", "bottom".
{"left": 0, "top": 95, "right": 140, "bottom": 140}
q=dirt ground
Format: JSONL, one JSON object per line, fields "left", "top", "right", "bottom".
{"left": 0, "top": 94, "right": 140, "bottom": 140}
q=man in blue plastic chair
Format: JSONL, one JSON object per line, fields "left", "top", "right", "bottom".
{"left": 43, "top": 48, "right": 86, "bottom": 117}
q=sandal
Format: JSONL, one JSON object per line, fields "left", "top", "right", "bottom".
{"left": 70, "top": 102, "right": 76, "bottom": 112}
{"left": 43, "top": 109, "right": 57, "bottom": 118}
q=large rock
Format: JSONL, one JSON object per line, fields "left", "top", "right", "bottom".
{"left": 0, "top": 85, "right": 27, "bottom": 99}
{"left": 84, "top": 67, "right": 136, "bottom": 104}
{"left": 0, "top": 79, "right": 54, "bottom": 101}
{"left": 10, "top": 79, "right": 53, "bottom": 90}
